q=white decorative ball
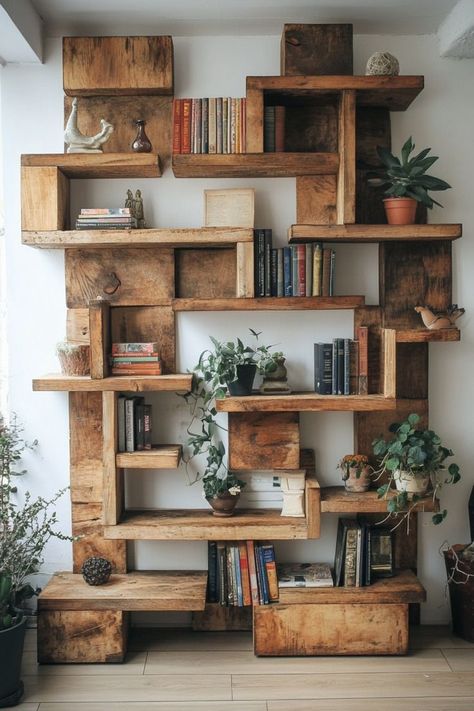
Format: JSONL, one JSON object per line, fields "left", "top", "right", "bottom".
{"left": 365, "top": 52, "right": 400, "bottom": 76}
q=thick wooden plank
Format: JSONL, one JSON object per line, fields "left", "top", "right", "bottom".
{"left": 37, "top": 610, "right": 128, "bottom": 663}
{"left": 397, "top": 343, "right": 428, "bottom": 399}
{"left": 253, "top": 603, "right": 409, "bottom": 655}
{"left": 229, "top": 412, "right": 300, "bottom": 470}
{"left": 89, "top": 300, "right": 110, "bottom": 379}
{"left": 236, "top": 242, "right": 255, "bottom": 298}
{"left": 65, "top": 248, "right": 174, "bottom": 307}
{"left": 284, "top": 104, "right": 338, "bottom": 153}
{"left": 305, "top": 475, "right": 321, "bottom": 539}
{"left": 320, "top": 487, "right": 439, "bottom": 514}
{"left": 193, "top": 604, "right": 253, "bottom": 632}
{"left": 21, "top": 153, "right": 161, "bottom": 178}
{"left": 116, "top": 446, "right": 181, "bottom": 469}
{"left": 71, "top": 502, "right": 127, "bottom": 573}
{"left": 172, "top": 153, "right": 339, "bottom": 178}
{"left": 281, "top": 24, "right": 353, "bottom": 76}
{"left": 102, "top": 391, "right": 121, "bottom": 526}
{"left": 288, "top": 224, "right": 462, "bottom": 242}
{"left": 382, "top": 328, "right": 396, "bottom": 398}
{"left": 33, "top": 373, "right": 192, "bottom": 392}
{"left": 104, "top": 509, "right": 311, "bottom": 540}
{"left": 295, "top": 176, "right": 337, "bottom": 225}
{"left": 67, "top": 308, "right": 90, "bottom": 344}
{"left": 176, "top": 249, "right": 236, "bottom": 299}
{"left": 336, "top": 90, "right": 356, "bottom": 224}
{"left": 217, "top": 393, "right": 397, "bottom": 413}
{"left": 63, "top": 36, "right": 173, "bottom": 95}
{"left": 173, "top": 296, "right": 364, "bottom": 311}
{"left": 39, "top": 571, "right": 207, "bottom": 611}
{"left": 245, "top": 88, "right": 264, "bottom": 153}
{"left": 21, "top": 166, "right": 69, "bottom": 231}
{"left": 396, "top": 328, "right": 461, "bottom": 342}
{"left": 110, "top": 304, "right": 176, "bottom": 374}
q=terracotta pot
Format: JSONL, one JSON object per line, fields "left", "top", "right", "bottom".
{"left": 383, "top": 197, "right": 417, "bottom": 225}
{"left": 393, "top": 469, "right": 430, "bottom": 498}
{"left": 206, "top": 492, "right": 240, "bottom": 517}
{"left": 342, "top": 465, "right": 372, "bottom": 493}
{"left": 227, "top": 364, "right": 256, "bottom": 396}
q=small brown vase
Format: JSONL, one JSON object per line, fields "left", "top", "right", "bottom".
{"left": 342, "top": 465, "right": 372, "bottom": 493}
{"left": 131, "top": 120, "right": 152, "bottom": 153}
{"left": 383, "top": 197, "right": 417, "bottom": 225}
{"left": 206, "top": 492, "right": 240, "bottom": 517}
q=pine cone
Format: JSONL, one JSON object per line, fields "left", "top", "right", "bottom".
{"left": 81, "top": 557, "right": 112, "bottom": 586}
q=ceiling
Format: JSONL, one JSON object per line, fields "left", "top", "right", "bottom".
{"left": 31, "top": 0, "right": 459, "bottom": 36}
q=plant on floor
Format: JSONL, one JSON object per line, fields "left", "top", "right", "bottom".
{"left": 372, "top": 413, "right": 461, "bottom": 525}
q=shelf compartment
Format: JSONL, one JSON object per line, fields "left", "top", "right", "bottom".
{"left": 288, "top": 224, "right": 463, "bottom": 243}
{"left": 38, "top": 571, "right": 207, "bottom": 611}
{"left": 320, "top": 486, "right": 439, "bottom": 514}
{"left": 396, "top": 329, "right": 460, "bottom": 343}
{"left": 116, "top": 446, "right": 182, "bottom": 469}
{"left": 22, "top": 227, "right": 254, "bottom": 249}
{"left": 32, "top": 373, "right": 192, "bottom": 392}
{"left": 21, "top": 153, "right": 161, "bottom": 178}
{"left": 216, "top": 393, "right": 397, "bottom": 413}
{"left": 104, "top": 508, "right": 313, "bottom": 540}
{"left": 172, "top": 152, "right": 338, "bottom": 178}
{"left": 173, "top": 296, "right": 365, "bottom": 311}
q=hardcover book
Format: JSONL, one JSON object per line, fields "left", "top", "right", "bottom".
{"left": 277, "top": 562, "right": 334, "bottom": 588}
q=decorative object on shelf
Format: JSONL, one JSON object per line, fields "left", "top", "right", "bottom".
{"left": 81, "top": 557, "right": 113, "bottom": 586}
{"left": 371, "top": 137, "right": 451, "bottom": 224}
{"left": 205, "top": 485, "right": 242, "bottom": 518}
{"left": 131, "top": 119, "right": 152, "bottom": 153}
{"left": 372, "top": 412, "right": 461, "bottom": 525}
{"left": 134, "top": 189, "right": 146, "bottom": 229}
{"left": 125, "top": 189, "right": 135, "bottom": 214}
{"left": 0, "top": 416, "right": 70, "bottom": 706}
{"left": 415, "top": 304, "right": 465, "bottom": 330}
{"left": 204, "top": 188, "right": 255, "bottom": 228}
{"left": 259, "top": 356, "right": 291, "bottom": 395}
{"left": 338, "top": 454, "right": 372, "bottom": 493}
{"left": 365, "top": 51, "right": 400, "bottom": 76}
{"left": 64, "top": 98, "right": 114, "bottom": 154}
{"left": 279, "top": 471, "right": 305, "bottom": 516}
{"left": 56, "top": 342, "right": 90, "bottom": 376}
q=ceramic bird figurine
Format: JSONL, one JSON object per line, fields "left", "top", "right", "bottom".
{"left": 64, "top": 98, "right": 114, "bottom": 153}
{"left": 415, "top": 304, "right": 465, "bottom": 330}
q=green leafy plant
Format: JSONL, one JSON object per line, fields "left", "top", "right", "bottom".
{"left": 180, "top": 330, "right": 283, "bottom": 499}
{"left": 0, "top": 416, "right": 71, "bottom": 630}
{"left": 338, "top": 454, "right": 370, "bottom": 480}
{"left": 376, "top": 136, "right": 451, "bottom": 208}
{"left": 372, "top": 413, "right": 461, "bottom": 525}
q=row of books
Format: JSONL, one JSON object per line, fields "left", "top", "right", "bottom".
{"left": 207, "top": 541, "right": 278, "bottom": 607}
{"left": 75, "top": 207, "right": 137, "bottom": 230}
{"left": 117, "top": 395, "right": 152, "bottom": 453}
{"left": 254, "top": 231, "right": 335, "bottom": 297}
{"left": 334, "top": 517, "right": 394, "bottom": 588}
{"left": 173, "top": 97, "right": 246, "bottom": 154}
{"left": 264, "top": 105, "right": 285, "bottom": 152}
{"left": 110, "top": 342, "right": 162, "bottom": 376}
{"left": 314, "top": 327, "right": 368, "bottom": 396}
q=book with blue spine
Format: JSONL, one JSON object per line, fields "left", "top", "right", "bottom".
{"left": 283, "top": 247, "right": 292, "bottom": 296}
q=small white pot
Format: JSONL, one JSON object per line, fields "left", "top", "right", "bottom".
{"left": 393, "top": 469, "right": 430, "bottom": 498}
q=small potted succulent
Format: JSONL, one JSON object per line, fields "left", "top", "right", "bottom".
{"left": 372, "top": 413, "right": 461, "bottom": 524}
{"left": 374, "top": 137, "right": 451, "bottom": 225}
{"left": 338, "top": 454, "right": 372, "bottom": 493}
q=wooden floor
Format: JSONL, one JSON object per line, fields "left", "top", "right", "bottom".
{"left": 21, "top": 626, "right": 474, "bottom": 710}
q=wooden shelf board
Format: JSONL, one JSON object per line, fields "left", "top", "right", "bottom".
{"left": 32, "top": 373, "right": 192, "bottom": 392}
{"left": 21, "top": 153, "right": 161, "bottom": 178}
{"left": 173, "top": 296, "right": 365, "bottom": 312}
{"left": 278, "top": 570, "right": 426, "bottom": 605}
{"left": 320, "top": 486, "right": 439, "bottom": 513}
{"left": 247, "top": 76, "right": 424, "bottom": 110}
{"left": 172, "top": 152, "right": 338, "bottom": 178}
{"left": 116, "top": 445, "right": 182, "bottom": 469}
{"left": 104, "top": 509, "right": 310, "bottom": 540}
{"left": 288, "top": 224, "right": 462, "bottom": 243}
{"left": 38, "top": 571, "right": 207, "bottom": 612}
{"left": 216, "top": 393, "right": 397, "bottom": 413}
{"left": 22, "top": 227, "right": 253, "bottom": 249}
{"left": 396, "top": 329, "right": 460, "bottom": 343}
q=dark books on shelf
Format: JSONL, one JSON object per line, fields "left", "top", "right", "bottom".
{"left": 277, "top": 562, "right": 333, "bottom": 588}
{"left": 334, "top": 517, "right": 394, "bottom": 588}
{"left": 314, "top": 338, "right": 359, "bottom": 395}
{"left": 264, "top": 105, "right": 285, "bottom": 152}
{"left": 111, "top": 342, "right": 162, "bottom": 376}
{"left": 117, "top": 395, "right": 153, "bottom": 453}
{"left": 75, "top": 207, "right": 137, "bottom": 230}
{"left": 173, "top": 97, "right": 246, "bottom": 154}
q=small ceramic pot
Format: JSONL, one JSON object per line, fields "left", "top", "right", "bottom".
{"left": 56, "top": 343, "right": 90, "bottom": 376}
{"left": 383, "top": 197, "right": 417, "bottom": 225}
{"left": 227, "top": 364, "right": 256, "bottom": 396}
{"left": 342, "top": 465, "right": 372, "bottom": 493}
{"left": 393, "top": 469, "right": 430, "bottom": 498}
{"left": 206, "top": 492, "right": 240, "bottom": 517}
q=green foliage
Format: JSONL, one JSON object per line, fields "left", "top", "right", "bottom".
{"left": 0, "top": 415, "right": 71, "bottom": 630}
{"left": 375, "top": 137, "right": 451, "bottom": 209}
{"left": 372, "top": 413, "right": 461, "bottom": 525}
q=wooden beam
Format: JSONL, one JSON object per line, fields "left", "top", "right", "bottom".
{"left": 382, "top": 328, "right": 397, "bottom": 398}
{"left": 235, "top": 241, "right": 255, "bottom": 298}
{"left": 89, "top": 300, "right": 111, "bottom": 379}
{"left": 21, "top": 153, "right": 161, "bottom": 178}
{"left": 21, "top": 166, "right": 69, "bottom": 231}
{"left": 288, "top": 224, "right": 462, "bottom": 242}
{"left": 336, "top": 90, "right": 356, "bottom": 224}
{"left": 172, "top": 153, "right": 339, "bottom": 178}
{"left": 33, "top": 373, "right": 192, "bottom": 392}
{"left": 245, "top": 86, "right": 264, "bottom": 152}
{"left": 217, "top": 393, "right": 397, "bottom": 413}
{"left": 102, "top": 392, "right": 121, "bottom": 526}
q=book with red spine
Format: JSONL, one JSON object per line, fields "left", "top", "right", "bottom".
{"left": 297, "top": 244, "right": 306, "bottom": 297}
{"left": 172, "top": 99, "right": 181, "bottom": 153}
{"left": 246, "top": 540, "right": 260, "bottom": 606}
{"left": 239, "top": 541, "right": 252, "bottom": 606}
{"left": 181, "top": 98, "right": 192, "bottom": 154}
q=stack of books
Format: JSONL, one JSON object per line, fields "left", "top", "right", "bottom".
{"left": 117, "top": 395, "right": 152, "bottom": 453}
{"left": 173, "top": 98, "right": 246, "bottom": 154}
{"left": 254, "top": 232, "right": 336, "bottom": 297}
{"left": 277, "top": 562, "right": 333, "bottom": 588}
{"left": 314, "top": 326, "right": 368, "bottom": 396}
{"left": 75, "top": 208, "right": 137, "bottom": 230}
{"left": 110, "top": 342, "right": 162, "bottom": 376}
{"left": 207, "top": 541, "right": 278, "bottom": 607}
{"left": 334, "top": 517, "right": 394, "bottom": 588}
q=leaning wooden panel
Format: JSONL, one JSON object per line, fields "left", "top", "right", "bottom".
{"left": 253, "top": 603, "right": 408, "bottom": 655}
{"left": 176, "top": 249, "right": 236, "bottom": 298}
{"left": 65, "top": 247, "right": 174, "bottom": 307}
{"left": 21, "top": 166, "right": 69, "bottom": 231}
{"left": 110, "top": 304, "right": 176, "bottom": 374}
{"left": 192, "top": 603, "right": 253, "bottom": 631}
{"left": 37, "top": 610, "right": 128, "bottom": 663}
{"left": 228, "top": 412, "right": 300, "bottom": 470}
{"left": 63, "top": 36, "right": 174, "bottom": 95}
{"left": 296, "top": 176, "right": 337, "bottom": 225}
{"left": 89, "top": 299, "right": 111, "bottom": 379}
{"left": 336, "top": 90, "right": 356, "bottom": 225}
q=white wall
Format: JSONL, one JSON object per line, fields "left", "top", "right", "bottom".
{"left": 1, "top": 33, "right": 473, "bottom": 623}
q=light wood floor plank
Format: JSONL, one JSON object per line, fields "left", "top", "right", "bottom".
{"left": 37, "top": 704, "right": 265, "bottom": 711}
{"left": 442, "top": 649, "right": 474, "bottom": 671}
{"left": 410, "top": 625, "right": 474, "bottom": 649}
{"left": 268, "top": 699, "right": 474, "bottom": 711}
{"left": 232, "top": 672, "right": 474, "bottom": 701}
{"left": 22, "top": 651, "right": 146, "bottom": 676}
{"left": 129, "top": 629, "right": 253, "bottom": 652}
{"left": 14, "top": 705, "right": 38, "bottom": 711}
{"left": 24, "top": 675, "right": 231, "bottom": 703}
{"left": 145, "top": 650, "right": 449, "bottom": 675}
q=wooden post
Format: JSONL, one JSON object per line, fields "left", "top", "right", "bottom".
{"left": 336, "top": 90, "right": 356, "bottom": 225}
{"left": 236, "top": 242, "right": 254, "bottom": 298}
{"left": 382, "top": 328, "right": 396, "bottom": 398}
{"left": 21, "top": 166, "right": 69, "bottom": 231}
{"left": 103, "top": 391, "right": 122, "bottom": 526}
{"left": 89, "top": 299, "right": 111, "bottom": 379}
{"left": 245, "top": 85, "right": 264, "bottom": 152}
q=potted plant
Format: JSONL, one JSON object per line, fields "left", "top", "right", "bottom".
{"left": 181, "top": 330, "right": 283, "bottom": 515}
{"left": 0, "top": 416, "right": 70, "bottom": 706}
{"left": 372, "top": 413, "right": 461, "bottom": 524}
{"left": 338, "top": 454, "right": 372, "bottom": 493}
{"left": 374, "top": 136, "right": 451, "bottom": 225}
